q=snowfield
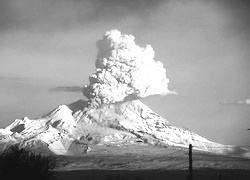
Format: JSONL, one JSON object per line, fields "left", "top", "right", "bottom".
{"left": 0, "top": 99, "right": 248, "bottom": 158}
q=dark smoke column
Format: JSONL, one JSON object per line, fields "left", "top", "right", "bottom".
{"left": 83, "top": 30, "right": 175, "bottom": 108}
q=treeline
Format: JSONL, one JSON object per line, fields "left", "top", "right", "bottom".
{"left": 0, "top": 145, "right": 56, "bottom": 180}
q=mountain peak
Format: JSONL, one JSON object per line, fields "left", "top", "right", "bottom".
{"left": 0, "top": 99, "right": 249, "bottom": 158}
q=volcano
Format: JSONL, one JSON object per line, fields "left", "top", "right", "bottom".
{"left": 0, "top": 99, "right": 248, "bottom": 157}
{"left": 0, "top": 30, "right": 249, "bottom": 158}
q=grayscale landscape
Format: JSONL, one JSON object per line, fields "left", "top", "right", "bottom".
{"left": 1, "top": 0, "right": 250, "bottom": 180}
{"left": 54, "top": 145, "right": 250, "bottom": 180}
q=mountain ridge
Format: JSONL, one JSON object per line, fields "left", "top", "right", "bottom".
{"left": 0, "top": 99, "right": 249, "bottom": 158}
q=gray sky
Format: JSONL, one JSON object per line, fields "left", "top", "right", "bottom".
{"left": 0, "top": 0, "right": 250, "bottom": 146}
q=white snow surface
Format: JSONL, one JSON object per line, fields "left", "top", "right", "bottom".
{"left": 0, "top": 105, "right": 78, "bottom": 154}
{"left": 0, "top": 99, "right": 248, "bottom": 157}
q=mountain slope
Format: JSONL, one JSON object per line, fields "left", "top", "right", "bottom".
{"left": 0, "top": 99, "right": 248, "bottom": 157}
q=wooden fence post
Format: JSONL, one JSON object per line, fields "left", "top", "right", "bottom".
{"left": 189, "top": 144, "right": 193, "bottom": 180}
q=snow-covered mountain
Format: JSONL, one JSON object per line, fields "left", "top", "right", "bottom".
{"left": 0, "top": 99, "right": 248, "bottom": 157}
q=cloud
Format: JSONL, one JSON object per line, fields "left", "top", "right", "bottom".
{"left": 83, "top": 29, "right": 175, "bottom": 107}
{"left": 0, "top": 0, "right": 165, "bottom": 32}
{"left": 221, "top": 99, "right": 250, "bottom": 106}
{"left": 50, "top": 86, "right": 82, "bottom": 93}
{"left": 237, "top": 99, "right": 250, "bottom": 105}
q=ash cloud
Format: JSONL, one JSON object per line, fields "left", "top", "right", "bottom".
{"left": 83, "top": 29, "right": 175, "bottom": 107}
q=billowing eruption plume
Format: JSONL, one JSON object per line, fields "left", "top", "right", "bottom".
{"left": 83, "top": 30, "right": 174, "bottom": 107}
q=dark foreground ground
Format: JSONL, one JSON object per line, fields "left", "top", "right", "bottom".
{"left": 55, "top": 169, "right": 250, "bottom": 180}
{"left": 53, "top": 144, "right": 250, "bottom": 180}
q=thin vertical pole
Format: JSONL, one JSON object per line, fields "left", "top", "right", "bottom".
{"left": 189, "top": 144, "right": 193, "bottom": 180}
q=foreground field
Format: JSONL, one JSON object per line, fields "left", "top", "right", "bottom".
{"left": 54, "top": 144, "right": 250, "bottom": 180}
{"left": 55, "top": 169, "right": 250, "bottom": 180}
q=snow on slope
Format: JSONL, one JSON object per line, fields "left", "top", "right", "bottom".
{"left": 84, "top": 100, "right": 248, "bottom": 156}
{"left": 0, "top": 104, "right": 88, "bottom": 155}
{"left": 0, "top": 99, "right": 248, "bottom": 157}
